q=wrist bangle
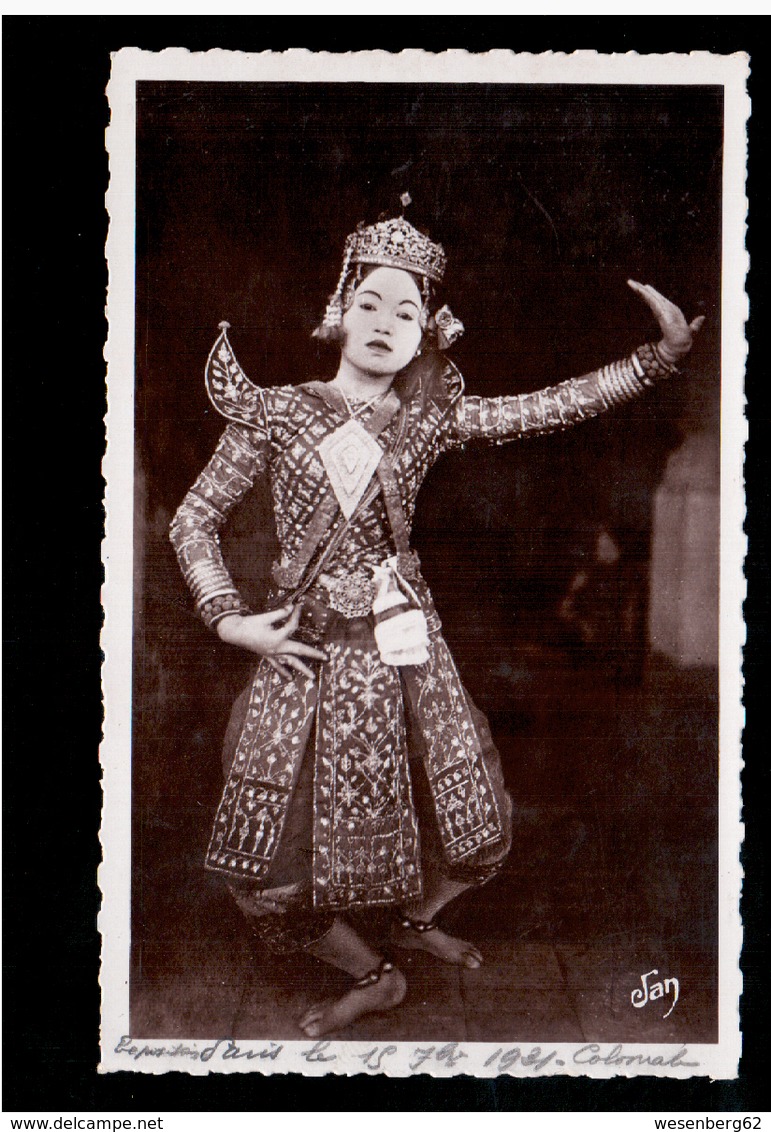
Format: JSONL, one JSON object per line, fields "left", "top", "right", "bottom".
{"left": 200, "top": 593, "right": 252, "bottom": 630}
{"left": 637, "top": 342, "right": 680, "bottom": 381}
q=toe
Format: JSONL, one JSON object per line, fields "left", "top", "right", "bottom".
{"left": 298, "top": 1006, "right": 323, "bottom": 1030}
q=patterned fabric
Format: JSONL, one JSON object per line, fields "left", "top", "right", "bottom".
{"left": 448, "top": 362, "right": 651, "bottom": 448}
{"left": 313, "top": 641, "right": 422, "bottom": 908}
{"left": 207, "top": 661, "right": 318, "bottom": 878}
{"left": 169, "top": 423, "right": 269, "bottom": 613}
{"left": 401, "top": 634, "right": 504, "bottom": 866}
{"left": 171, "top": 329, "right": 661, "bottom": 909}
{"left": 206, "top": 625, "right": 510, "bottom": 908}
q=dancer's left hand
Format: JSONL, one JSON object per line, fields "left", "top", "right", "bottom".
{"left": 627, "top": 279, "right": 705, "bottom": 366}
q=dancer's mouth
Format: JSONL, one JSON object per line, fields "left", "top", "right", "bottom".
{"left": 366, "top": 340, "right": 392, "bottom": 354}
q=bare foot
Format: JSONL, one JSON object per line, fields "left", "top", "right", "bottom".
{"left": 391, "top": 922, "right": 483, "bottom": 968}
{"left": 297, "top": 966, "right": 407, "bottom": 1038}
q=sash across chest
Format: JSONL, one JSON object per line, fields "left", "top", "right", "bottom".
{"left": 271, "top": 388, "right": 417, "bottom": 592}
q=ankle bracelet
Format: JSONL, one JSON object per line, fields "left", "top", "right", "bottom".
{"left": 397, "top": 913, "right": 439, "bottom": 934}
{"left": 353, "top": 958, "right": 395, "bottom": 989}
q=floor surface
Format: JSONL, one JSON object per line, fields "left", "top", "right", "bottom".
{"left": 131, "top": 906, "right": 716, "bottom": 1044}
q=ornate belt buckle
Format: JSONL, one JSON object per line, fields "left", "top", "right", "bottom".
{"left": 320, "top": 570, "right": 376, "bottom": 619}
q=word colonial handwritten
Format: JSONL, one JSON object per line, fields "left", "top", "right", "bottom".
{"left": 631, "top": 968, "right": 680, "bottom": 1019}
{"left": 114, "top": 1037, "right": 700, "bottom": 1072}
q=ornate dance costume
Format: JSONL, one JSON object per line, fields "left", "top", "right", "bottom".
{"left": 170, "top": 213, "right": 676, "bottom": 951}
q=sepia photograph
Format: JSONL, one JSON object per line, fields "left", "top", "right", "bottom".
{"left": 101, "top": 48, "right": 746, "bottom": 1078}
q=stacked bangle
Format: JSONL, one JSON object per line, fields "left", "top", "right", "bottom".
{"left": 187, "top": 565, "right": 237, "bottom": 606}
{"left": 596, "top": 356, "right": 648, "bottom": 408}
{"left": 200, "top": 593, "right": 252, "bottom": 629}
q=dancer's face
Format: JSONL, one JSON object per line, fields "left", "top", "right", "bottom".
{"left": 340, "top": 267, "right": 423, "bottom": 380}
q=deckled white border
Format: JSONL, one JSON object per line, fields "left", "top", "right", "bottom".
{"left": 102, "top": 47, "right": 748, "bottom": 1078}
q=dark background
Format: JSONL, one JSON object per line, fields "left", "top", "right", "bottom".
{"left": 134, "top": 80, "right": 722, "bottom": 1019}
{"left": 4, "top": 14, "right": 768, "bottom": 1114}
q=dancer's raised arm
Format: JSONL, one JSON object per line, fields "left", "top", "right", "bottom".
{"left": 446, "top": 281, "right": 704, "bottom": 447}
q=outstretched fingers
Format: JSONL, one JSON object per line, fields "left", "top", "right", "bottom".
{"left": 267, "top": 640, "right": 327, "bottom": 682}
{"left": 284, "top": 638, "right": 328, "bottom": 662}
{"left": 627, "top": 279, "right": 679, "bottom": 318}
{"left": 627, "top": 278, "right": 704, "bottom": 361}
{"left": 263, "top": 604, "right": 328, "bottom": 680}
{"left": 626, "top": 278, "right": 650, "bottom": 300}
{"left": 267, "top": 654, "right": 316, "bottom": 681}
{"left": 279, "top": 653, "right": 317, "bottom": 681}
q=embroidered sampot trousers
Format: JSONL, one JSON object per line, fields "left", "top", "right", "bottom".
{"left": 218, "top": 609, "right": 513, "bottom": 953}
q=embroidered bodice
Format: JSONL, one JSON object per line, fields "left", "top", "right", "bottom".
{"left": 170, "top": 327, "right": 660, "bottom": 624}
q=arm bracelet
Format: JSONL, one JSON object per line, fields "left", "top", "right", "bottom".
{"left": 593, "top": 343, "right": 679, "bottom": 409}
{"left": 635, "top": 341, "right": 680, "bottom": 381}
{"left": 200, "top": 592, "right": 253, "bottom": 630}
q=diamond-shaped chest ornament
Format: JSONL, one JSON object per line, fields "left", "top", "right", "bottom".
{"left": 317, "top": 419, "right": 384, "bottom": 519}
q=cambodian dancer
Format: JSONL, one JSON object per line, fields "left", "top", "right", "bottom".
{"left": 170, "top": 202, "right": 702, "bottom": 1037}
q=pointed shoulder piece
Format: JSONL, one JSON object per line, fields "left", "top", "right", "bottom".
{"left": 205, "top": 322, "right": 269, "bottom": 428}
{"left": 425, "top": 354, "right": 466, "bottom": 427}
{"left": 440, "top": 356, "right": 465, "bottom": 403}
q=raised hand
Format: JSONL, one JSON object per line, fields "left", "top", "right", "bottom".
{"left": 627, "top": 279, "right": 705, "bottom": 366}
{"left": 216, "top": 603, "right": 327, "bottom": 680}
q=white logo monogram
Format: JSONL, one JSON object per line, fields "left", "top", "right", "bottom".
{"left": 631, "top": 968, "right": 680, "bottom": 1019}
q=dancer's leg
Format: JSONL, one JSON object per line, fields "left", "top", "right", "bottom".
{"left": 299, "top": 917, "right": 406, "bottom": 1037}
{"left": 393, "top": 875, "right": 484, "bottom": 968}
{"left": 396, "top": 675, "right": 512, "bottom": 970}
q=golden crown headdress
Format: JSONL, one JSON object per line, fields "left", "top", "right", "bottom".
{"left": 314, "top": 194, "right": 460, "bottom": 345}
{"left": 345, "top": 215, "right": 447, "bottom": 282}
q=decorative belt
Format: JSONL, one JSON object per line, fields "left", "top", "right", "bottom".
{"left": 273, "top": 546, "right": 421, "bottom": 602}
{"left": 310, "top": 551, "right": 422, "bottom": 620}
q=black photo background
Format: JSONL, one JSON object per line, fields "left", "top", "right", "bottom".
{"left": 134, "top": 82, "right": 722, "bottom": 1008}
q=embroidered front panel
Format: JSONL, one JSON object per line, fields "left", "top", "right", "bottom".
{"left": 312, "top": 642, "right": 422, "bottom": 909}
{"left": 402, "top": 635, "right": 505, "bottom": 862}
{"left": 200, "top": 334, "right": 460, "bottom": 592}
{"left": 308, "top": 396, "right": 448, "bottom": 582}
{"left": 206, "top": 662, "right": 318, "bottom": 880}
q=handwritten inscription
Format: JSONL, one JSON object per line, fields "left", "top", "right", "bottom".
{"left": 113, "top": 1035, "right": 700, "bottom": 1073}
{"left": 357, "top": 1043, "right": 468, "bottom": 1072}
{"left": 114, "top": 1036, "right": 284, "bottom": 1062}
{"left": 631, "top": 968, "right": 680, "bottom": 1019}
{"left": 573, "top": 1044, "right": 697, "bottom": 1068}
{"left": 484, "top": 1046, "right": 560, "bottom": 1072}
